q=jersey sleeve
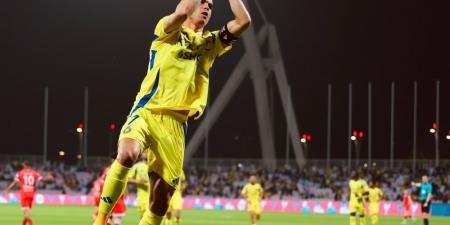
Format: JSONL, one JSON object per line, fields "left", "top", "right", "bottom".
{"left": 35, "top": 171, "right": 42, "bottom": 182}
{"left": 362, "top": 180, "right": 369, "bottom": 192}
{"left": 241, "top": 185, "right": 248, "bottom": 195}
{"left": 153, "top": 16, "right": 179, "bottom": 41}
{"left": 15, "top": 172, "right": 20, "bottom": 182}
{"left": 211, "top": 30, "right": 232, "bottom": 57}
{"left": 128, "top": 165, "right": 137, "bottom": 179}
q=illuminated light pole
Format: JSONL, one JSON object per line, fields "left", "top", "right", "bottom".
{"left": 77, "top": 123, "right": 84, "bottom": 163}
{"left": 351, "top": 130, "right": 364, "bottom": 167}
{"left": 300, "top": 134, "right": 312, "bottom": 158}
{"left": 429, "top": 122, "right": 437, "bottom": 134}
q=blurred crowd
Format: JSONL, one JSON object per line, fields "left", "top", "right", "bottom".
{"left": 184, "top": 164, "right": 450, "bottom": 203}
{"left": 0, "top": 160, "right": 102, "bottom": 195}
{"left": 1, "top": 160, "right": 449, "bottom": 203}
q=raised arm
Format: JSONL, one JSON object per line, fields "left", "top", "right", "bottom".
{"left": 411, "top": 181, "right": 421, "bottom": 187}
{"left": 241, "top": 186, "right": 248, "bottom": 198}
{"left": 164, "top": 0, "right": 202, "bottom": 33}
{"left": 3, "top": 180, "right": 18, "bottom": 194}
{"left": 226, "top": 0, "right": 252, "bottom": 37}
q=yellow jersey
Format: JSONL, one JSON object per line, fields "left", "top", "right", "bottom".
{"left": 129, "top": 161, "right": 150, "bottom": 199}
{"left": 129, "top": 16, "right": 232, "bottom": 121}
{"left": 368, "top": 187, "right": 383, "bottom": 204}
{"left": 349, "top": 179, "right": 368, "bottom": 204}
{"left": 241, "top": 183, "right": 263, "bottom": 203}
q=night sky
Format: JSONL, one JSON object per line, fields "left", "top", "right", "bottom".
{"left": 2, "top": 0, "right": 449, "bottom": 162}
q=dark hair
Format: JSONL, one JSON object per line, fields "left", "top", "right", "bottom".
{"left": 22, "top": 160, "right": 31, "bottom": 167}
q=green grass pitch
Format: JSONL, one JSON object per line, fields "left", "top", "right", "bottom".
{"left": 0, "top": 204, "right": 449, "bottom": 225}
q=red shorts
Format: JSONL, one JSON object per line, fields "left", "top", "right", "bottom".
{"left": 112, "top": 201, "right": 126, "bottom": 215}
{"left": 20, "top": 196, "right": 34, "bottom": 209}
{"left": 403, "top": 206, "right": 412, "bottom": 216}
{"left": 94, "top": 196, "right": 100, "bottom": 207}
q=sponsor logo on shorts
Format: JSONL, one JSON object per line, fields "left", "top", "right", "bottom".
{"left": 101, "top": 196, "right": 113, "bottom": 204}
{"left": 172, "top": 177, "right": 180, "bottom": 186}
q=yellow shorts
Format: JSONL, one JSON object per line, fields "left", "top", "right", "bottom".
{"left": 167, "top": 190, "right": 183, "bottom": 213}
{"left": 248, "top": 201, "right": 261, "bottom": 215}
{"left": 119, "top": 108, "right": 186, "bottom": 188}
{"left": 349, "top": 201, "right": 365, "bottom": 215}
{"left": 369, "top": 203, "right": 379, "bottom": 216}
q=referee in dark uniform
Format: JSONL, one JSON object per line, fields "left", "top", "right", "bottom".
{"left": 412, "top": 175, "right": 433, "bottom": 225}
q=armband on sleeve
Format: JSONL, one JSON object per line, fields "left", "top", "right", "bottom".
{"left": 219, "top": 24, "right": 238, "bottom": 46}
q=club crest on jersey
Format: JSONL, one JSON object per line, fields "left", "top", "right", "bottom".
{"left": 123, "top": 126, "right": 132, "bottom": 134}
{"left": 172, "top": 177, "right": 180, "bottom": 186}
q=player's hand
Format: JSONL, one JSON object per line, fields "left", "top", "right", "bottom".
{"left": 424, "top": 202, "right": 428, "bottom": 207}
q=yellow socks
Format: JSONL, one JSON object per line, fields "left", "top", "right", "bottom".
{"left": 350, "top": 215, "right": 357, "bottom": 225}
{"left": 139, "top": 210, "right": 163, "bottom": 225}
{"left": 165, "top": 218, "right": 172, "bottom": 225}
{"left": 95, "top": 161, "right": 131, "bottom": 225}
{"left": 360, "top": 216, "right": 366, "bottom": 225}
{"left": 371, "top": 215, "right": 378, "bottom": 225}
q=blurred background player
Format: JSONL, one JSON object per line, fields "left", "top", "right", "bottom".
{"left": 92, "top": 176, "right": 105, "bottom": 220}
{"left": 165, "top": 171, "right": 186, "bottom": 225}
{"left": 93, "top": 154, "right": 127, "bottom": 225}
{"left": 412, "top": 175, "right": 433, "bottom": 225}
{"left": 241, "top": 175, "right": 263, "bottom": 225}
{"left": 3, "top": 160, "right": 53, "bottom": 225}
{"left": 367, "top": 180, "right": 383, "bottom": 225}
{"left": 401, "top": 189, "right": 414, "bottom": 224}
{"left": 94, "top": 0, "right": 251, "bottom": 225}
{"left": 349, "top": 171, "right": 368, "bottom": 225}
{"left": 109, "top": 192, "right": 127, "bottom": 225}
{"left": 128, "top": 153, "right": 150, "bottom": 218}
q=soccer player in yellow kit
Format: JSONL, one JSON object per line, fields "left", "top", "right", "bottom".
{"left": 367, "top": 180, "right": 383, "bottom": 225}
{"left": 94, "top": 1, "right": 251, "bottom": 225}
{"left": 241, "top": 175, "right": 263, "bottom": 225}
{"left": 349, "top": 171, "right": 369, "bottom": 225}
{"left": 128, "top": 154, "right": 150, "bottom": 218}
{"left": 165, "top": 171, "right": 186, "bottom": 225}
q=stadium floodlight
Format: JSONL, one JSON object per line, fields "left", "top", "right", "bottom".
{"left": 58, "top": 150, "right": 65, "bottom": 156}
{"left": 429, "top": 128, "right": 436, "bottom": 134}
{"left": 76, "top": 122, "right": 84, "bottom": 133}
{"left": 351, "top": 136, "right": 357, "bottom": 141}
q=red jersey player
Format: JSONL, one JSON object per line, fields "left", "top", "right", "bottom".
{"left": 401, "top": 189, "right": 414, "bottom": 224}
{"left": 3, "top": 161, "right": 52, "bottom": 225}
{"left": 91, "top": 177, "right": 105, "bottom": 220}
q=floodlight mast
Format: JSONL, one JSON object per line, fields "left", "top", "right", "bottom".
{"left": 185, "top": 0, "right": 306, "bottom": 168}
